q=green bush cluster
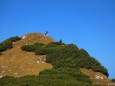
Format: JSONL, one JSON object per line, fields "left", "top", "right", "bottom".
{"left": 0, "top": 68, "right": 101, "bottom": 86}
{"left": 7, "top": 36, "right": 21, "bottom": 42}
{"left": 21, "top": 41, "right": 108, "bottom": 77}
{"left": 21, "top": 43, "right": 44, "bottom": 52}
{"left": 0, "top": 68, "right": 102, "bottom": 86}
{"left": 0, "top": 40, "right": 12, "bottom": 52}
{"left": 38, "top": 67, "right": 92, "bottom": 86}
{"left": 44, "top": 44, "right": 108, "bottom": 77}
{"left": 0, "top": 36, "right": 21, "bottom": 52}
{"left": 45, "top": 41, "right": 65, "bottom": 48}
{"left": 112, "top": 79, "right": 115, "bottom": 82}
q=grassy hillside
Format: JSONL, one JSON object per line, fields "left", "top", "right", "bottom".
{"left": 0, "top": 33, "right": 54, "bottom": 77}
{"left": 0, "top": 33, "right": 114, "bottom": 86}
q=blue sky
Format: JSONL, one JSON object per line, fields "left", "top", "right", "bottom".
{"left": 0, "top": 0, "right": 115, "bottom": 79}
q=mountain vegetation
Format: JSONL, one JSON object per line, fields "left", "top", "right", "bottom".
{"left": 0, "top": 33, "right": 113, "bottom": 86}
{"left": 21, "top": 41, "right": 108, "bottom": 77}
{"left": 0, "top": 36, "right": 21, "bottom": 52}
{"left": 112, "top": 79, "right": 115, "bottom": 83}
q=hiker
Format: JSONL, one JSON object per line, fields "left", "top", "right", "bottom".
{"left": 45, "top": 31, "right": 48, "bottom": 36}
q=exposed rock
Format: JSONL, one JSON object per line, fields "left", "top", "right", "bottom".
{"left": 80, "top": 68, "right": 115, "bottom": 86}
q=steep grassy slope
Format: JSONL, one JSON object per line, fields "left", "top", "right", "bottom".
{"left": 0, "top": 33, "right": 114, "bottom": 86}
{"left": 0, "top": 33, "right": 54, "bottom": 77}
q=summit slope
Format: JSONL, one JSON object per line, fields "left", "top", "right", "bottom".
{"left": 0, "top": 33, "right": 54, "bottom": 77}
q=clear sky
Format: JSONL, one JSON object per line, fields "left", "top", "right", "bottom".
{"left": 0, "top": 0, "right": 115, "bottom": 79}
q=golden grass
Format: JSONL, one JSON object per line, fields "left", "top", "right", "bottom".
{"left": 0, "top": 33, "right": 54, "bottom": 77}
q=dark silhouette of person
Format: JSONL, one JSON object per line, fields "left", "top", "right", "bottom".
{"left": 45, "top": 31, "right": 48, "bottom": 36}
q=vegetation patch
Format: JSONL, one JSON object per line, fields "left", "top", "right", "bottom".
{"left": 0, "top": 39, "right": 107, "bottom": 86}
{"left": 112, "top": 79, "right": 115, "bottom": 83}
{"left": 0, "top": 36, "right": 21, "bottom": 52}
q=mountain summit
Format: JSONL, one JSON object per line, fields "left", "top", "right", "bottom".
{"left": 0, "top": 33, "right": 54, "bottom": 77}
{"left": 0, "top": 33, "right": 114, "bottom": 86}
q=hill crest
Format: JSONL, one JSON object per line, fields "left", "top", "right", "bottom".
{"left": 0, "top": 32, "right": 114, "bottom": 86}
{"left": 0, "top": 33, "right": 54, "bottom": 77}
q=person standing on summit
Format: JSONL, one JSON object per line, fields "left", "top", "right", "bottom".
{"left": 45, "top": 31, "right": 48, "bottom": 36}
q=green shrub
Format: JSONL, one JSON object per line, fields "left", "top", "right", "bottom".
{"left": 46, "top": 41, "right": 65, "bottom": 48}
{"left": 21, "top": 45, "right": 35, "bottom": 52}
{"left": 38, "top": 67, "right": 91, "bottom": 85}
{"left": 34, "top": 47, "right": 47, "bottom": 55}
{"left": 7, "top": 36, "right": 21, "bottom": 42}
{"left": 45, "top": 43, "right": 108, "bottom": 77}
{"left": 0, "top": 40, "right": 12, "bottom": 52}
{"left": 66, "top": 43, "right": 79, "bottom": 50}
{"left": 112, "top": 79, "right": 115, "bottom": 82}
{"left": 21, "top": 43, "right": 44, "bottom": 52}
{"left": 0, "top": 36, "right": 21, "bottom": 52}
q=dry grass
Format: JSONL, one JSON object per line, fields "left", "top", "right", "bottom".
{"left": 80, "top": 68, "right": 115, "bottom": 86}
{"left": 0, "top": 33, "right": 54, "bottom": 77}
